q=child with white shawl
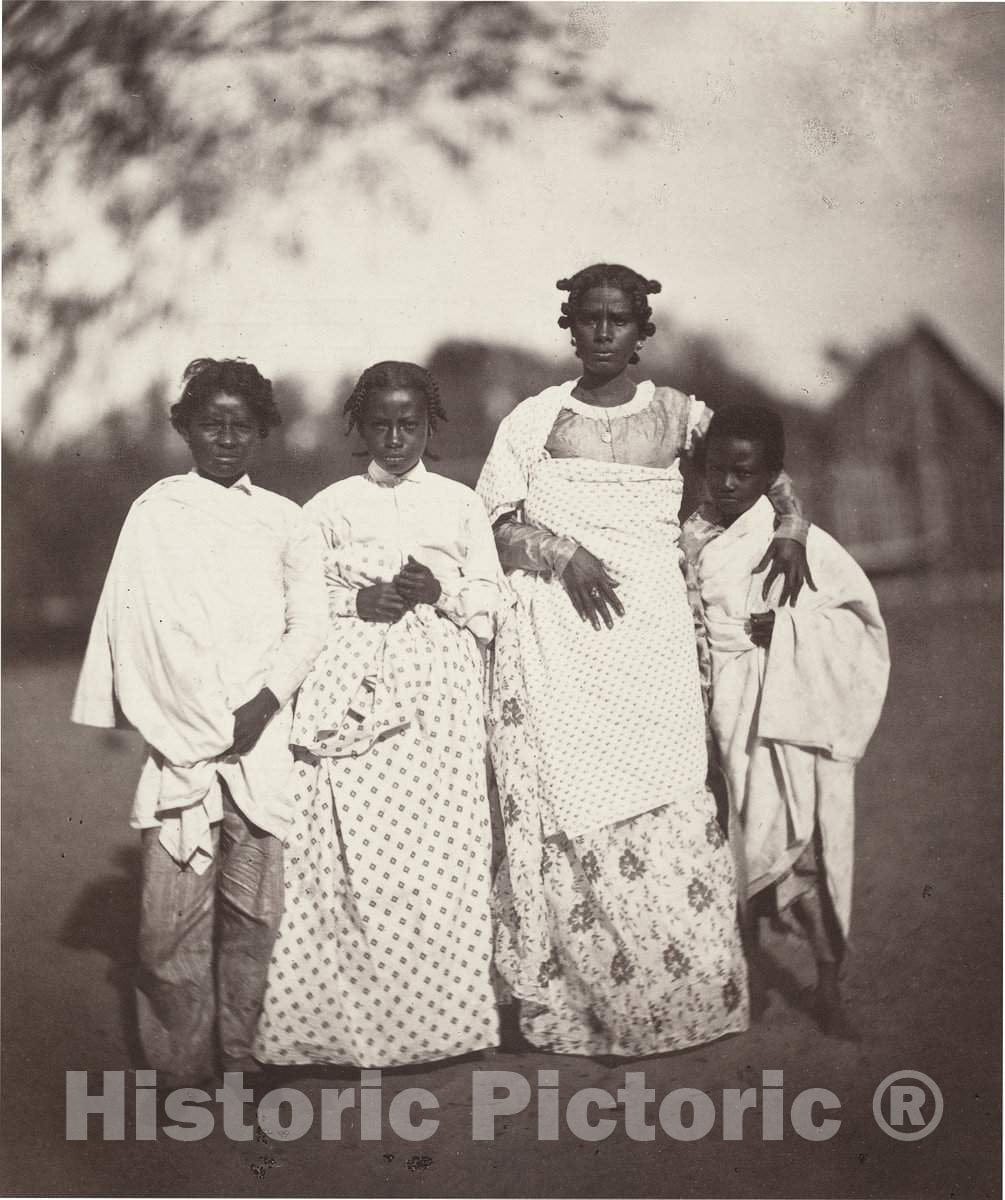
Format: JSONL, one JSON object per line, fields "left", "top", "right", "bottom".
{"left": 681, "top": 404, "right": 889, "bottom": 1038}
{"left": 72, "top": 358, "right": 327, "bottom": 1086}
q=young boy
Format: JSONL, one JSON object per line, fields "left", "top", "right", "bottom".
{"left": 72, "top": 358, "right": 327, "bottom": 1086}
{"left": 681, "top": 404, "right": 889, "bottom": 1038}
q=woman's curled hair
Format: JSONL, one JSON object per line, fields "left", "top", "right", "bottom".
{"left": 557, "top": 263, "right": 662, "bottom": 364}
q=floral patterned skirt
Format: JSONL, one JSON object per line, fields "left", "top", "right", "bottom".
{"left": 489, "top": 596, "right": 749, "bottom": 1058}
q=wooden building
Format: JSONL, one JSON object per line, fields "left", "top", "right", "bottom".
{"left": 818, "top": 322, "right": 1002, "bottom": 573}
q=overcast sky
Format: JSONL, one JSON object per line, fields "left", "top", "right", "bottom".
{"left": 10, "top": 2, "right": 1004, "bottom": 443}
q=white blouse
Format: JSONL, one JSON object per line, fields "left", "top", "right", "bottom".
{"left": 305, "top": 459, "right": 505, "bottom": 644}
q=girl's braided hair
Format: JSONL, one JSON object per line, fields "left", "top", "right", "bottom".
{"left": 343, "top": 361, "right": 448, "bottom": 434}
{"left": 557, "top": 263, "right": 662, "bottom": 364}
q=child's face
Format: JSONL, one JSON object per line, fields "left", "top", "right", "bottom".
{"left": 360, "top": 387, "right": 428, "bottom": 476}
{"left": 704, "top": 435, "right": 778, "bottom": 523}
{"left": 181, "top": 392, "right": 262, "bottom": 485}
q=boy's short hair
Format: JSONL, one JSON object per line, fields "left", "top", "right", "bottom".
{"left": 170, "top": 358, "right": 281, "bottom": 436}
{"left": 705, "top": 403, "right": 785, "bottom": 472}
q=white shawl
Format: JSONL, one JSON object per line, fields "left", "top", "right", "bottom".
{"left": 698, "top": 496, "right": 889, "bottom": 928}
{"left": 72, "top": 475, "right": 307, "bottom": 872}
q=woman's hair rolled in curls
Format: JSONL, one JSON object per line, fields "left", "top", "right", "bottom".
{"left": 170, "top": 358, "right": 281, "bottom": 436}
{"left": 557, "top": 263, "right": 662, "bottom": 364}
{"left": 343, "top": 361, "right": 448, "bottom": 435}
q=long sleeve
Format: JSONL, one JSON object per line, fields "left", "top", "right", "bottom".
{"left": 435, "top": 495, "right": 508, "bottom": 643}
{"left": 324, "top": 561, "right": 362, "bottom": 618}
{"left": 680, "top": 509, "right": 727, "bottom": 720}
{"left": 492, "top": 510, "right": 580, "bottom": 578}
{"left": 686, "top": 555, "right": 713, "bottom": 719}
{"left": 264, "top": 516, "right": 328, "bottom": 707}
{"left": 305, "top": 503, "right": 361, "bottom": 619}
{"left": 766, "top": 471, "right": 809, "bottom": 542}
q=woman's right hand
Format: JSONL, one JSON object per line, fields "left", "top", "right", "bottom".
{"left": 560, "top": 547, "right": 624, "bottom": 630}
{"left": 356, "top": 582, "right": 412, "bottom": 623}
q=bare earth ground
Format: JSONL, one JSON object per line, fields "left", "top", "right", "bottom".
{"left": 2, "top": 598, "right": 1001, "bottom": 1199}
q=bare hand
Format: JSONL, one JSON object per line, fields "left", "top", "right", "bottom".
{"left": 560, "top": 547, "right": 624, "bottom": 630}
{"left": 393, "top": 555, "right": 442, "bottom": 606}
{"left": 356, "top": 582, "right": 413, "bottom": 623}
{"left": 752, "top": 537, "right": 817, "bottom": 606}
{"left": 748, "top": 611, "right": 775, "bottom": 648}
{"left": 230, "top": 687, "right": 280, "bottom": 756}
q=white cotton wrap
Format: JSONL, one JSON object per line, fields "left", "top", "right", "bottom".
{"left": 699, "top": 496, "right": 890, "bottom": 933}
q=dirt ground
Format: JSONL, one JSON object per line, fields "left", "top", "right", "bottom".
{"left": 2, "top": 594, "right": 1001, "bottom": 1199}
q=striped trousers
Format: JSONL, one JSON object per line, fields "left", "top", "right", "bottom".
{"left": 135, "top": 786, "right": 283, "bottom": 1086}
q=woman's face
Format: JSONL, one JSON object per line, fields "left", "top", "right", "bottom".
{"left": 360, "top": 387, "right": 429, "bottom": 475}
{"left": 181, "top": 392, "right": 262, "bottom": 485}
{"left": 569, "top": 285, "right": 642, "bottom": 383}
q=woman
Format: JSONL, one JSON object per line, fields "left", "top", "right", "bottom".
{"left": 477, "top": 263, "right": 809, "bottom": 1056}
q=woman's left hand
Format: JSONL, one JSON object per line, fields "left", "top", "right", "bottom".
{"left": 752, "top": 537, "right": 816, "bottom": 606}
{"left": 394, "top": 555, "right": 442, "bottom": 606}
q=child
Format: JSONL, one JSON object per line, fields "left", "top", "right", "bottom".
{"left": 72, "top": 358, "right": 327, "bottom": 1086}
{"left": 255, "top": 361, "right": 506, "bottom": 1069}
{"left": 681, "top": 404, "right": 889, "bottom": 1038}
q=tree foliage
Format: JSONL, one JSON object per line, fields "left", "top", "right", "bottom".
{"left": 4, "top": 1, "right": 654, "bottom": 441}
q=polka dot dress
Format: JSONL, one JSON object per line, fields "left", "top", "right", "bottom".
{"left": 255, "top": 614, "right": 498, "bottom": 1068}
{"left": 514, "top": 455, "right": 708, "bottom": 838}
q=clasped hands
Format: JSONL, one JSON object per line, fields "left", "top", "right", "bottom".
{"left": 228, "top": 557, "right": 442, "bottom": 755}
{"left": 356, "top": 555, "right": 442, "bottom": 623}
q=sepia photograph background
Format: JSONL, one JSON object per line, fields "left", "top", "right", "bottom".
{"left": 3, "top": 2, "right": 1002, "bottom": 1197}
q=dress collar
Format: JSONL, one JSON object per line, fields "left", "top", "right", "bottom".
{"left": 366, "top": 459, "right": 427, "bottom": 488}
{"left": 560, "top": 379, "right": 656, "bottom": 421}
{"left": 187, "top": 469, "right": 254, "bottom": 495}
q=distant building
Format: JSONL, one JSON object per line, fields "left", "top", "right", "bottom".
{"left": 819, "top": 322, "right": 1002, "bottom": 573}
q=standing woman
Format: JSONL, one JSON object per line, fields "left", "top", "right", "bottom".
{"left": 255, "top": 362, "right": 505, "bottom": 1069}
{"left": 477, "top": 263, "right": 810, "bottom": 1056}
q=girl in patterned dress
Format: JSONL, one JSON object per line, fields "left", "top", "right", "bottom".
{"left": 255, "top": 362, "right": 506, "bottom": 1069}
{"left": 476, "top": 263, "right": 812, "bottom": 1056}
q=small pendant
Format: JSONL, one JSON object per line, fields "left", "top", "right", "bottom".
{"left": 600, "top": 430, "right": 613, "bottom": 444}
